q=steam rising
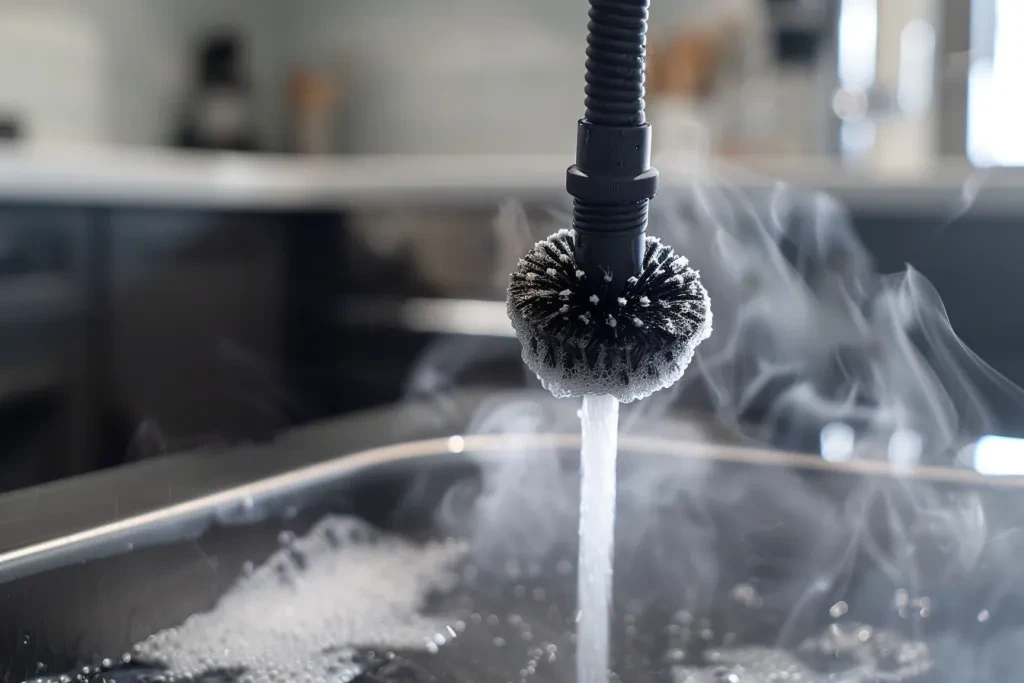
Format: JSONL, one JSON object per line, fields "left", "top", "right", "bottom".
{"left": 415, "top": 166, "right": 1024, "bottom": 672}
{"left": 654, "top": 169, "right": 1024, "bottom": 458}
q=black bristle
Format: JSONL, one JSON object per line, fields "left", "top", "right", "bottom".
{"left": 506, "top": 229, "right": 712, "bottom": 402}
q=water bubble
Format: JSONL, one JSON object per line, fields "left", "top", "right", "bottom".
{"left": 978, "top": 609, "right": 990, "bottom": 622}
{"left": 730, "top": 583, "right": 762, "bottom": 608}
{"left": 829, "top": 601, "right": 849, "bottom": 618}
{"left": 505, "top": 560, "right": 522, "bottom": 579}
{"left": 493, "top": 637, "right": 506, "bottom": 648}
{"left": 667, "top": 648, "right": 686, "bottom": 662}
{"left": 556, "top": 559, "right": 573, "bottom": 575}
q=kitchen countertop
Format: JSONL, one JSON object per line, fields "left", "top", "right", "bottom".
{"left": 0, "top": 143, "right": 1022, "bottom": 215}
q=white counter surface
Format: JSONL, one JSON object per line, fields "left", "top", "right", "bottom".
{"left": 0, "top": 144, "right": 1021, "bottom": 215}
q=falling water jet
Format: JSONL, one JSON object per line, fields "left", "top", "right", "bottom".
{"left": 505, "top": 2, "right": 712, "bottom": 680}
{"left": 576, "top": 394, "right": 619, "bottom": 683}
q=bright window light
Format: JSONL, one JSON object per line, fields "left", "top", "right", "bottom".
{"left": 968, "top": 0, "right": 1024, "bottom": 166}
{"left": 974, "top": 434, "right": 1024, "bottom": 476}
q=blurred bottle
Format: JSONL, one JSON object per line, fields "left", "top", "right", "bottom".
{"left": 647, "top": 31, "right": 722, "bottom": 157}
{"left": 176, "top": 31, "right": 259, "bottom": 152}
{"left": 289, "top": 70, "right": 336, "bottom": 155}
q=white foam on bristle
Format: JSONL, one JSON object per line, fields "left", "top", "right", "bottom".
{"left": 132, "top": 516, "right": 466, "bottom": 682}
{"left": 506, "top": 231, "right": 713, "bottom": 403}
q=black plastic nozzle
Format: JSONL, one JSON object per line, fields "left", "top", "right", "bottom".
{"left": 566, "top": 0, "right": 659, "bottom": 295}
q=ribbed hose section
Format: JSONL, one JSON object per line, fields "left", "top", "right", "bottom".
{"left": 584, "top": 0, "right": 649, "bottom": 127}
{"left": 573, "top": 199, "right": 649, "bottom": 232}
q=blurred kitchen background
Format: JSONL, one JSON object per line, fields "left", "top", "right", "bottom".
{"left": 0, "top": 0, "right": 1020, "bottom": 491}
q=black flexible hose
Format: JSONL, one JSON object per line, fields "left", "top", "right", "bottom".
{"left": 584, "top": 0, "right": 649, "bottom": 127}
{"left": 567, "top": 0, "right": 659, "bottom": 295}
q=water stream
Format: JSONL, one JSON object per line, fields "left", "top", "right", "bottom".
{"left": 576, "top": 394, "right": 620, "bottom": 683}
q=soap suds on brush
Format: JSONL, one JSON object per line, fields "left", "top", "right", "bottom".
{"left": 132, "top": 516, "right": 466, "bottom": 682}
{"left": 507, "top": 229, "right": 712, "bottom": 403}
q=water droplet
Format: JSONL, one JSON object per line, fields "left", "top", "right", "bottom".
{"left": 978, "top": 609, "right": 990, "bottom": 622}
{"left": 829, "top": 601, "right": 849, "bottom": 618}
{"left": 730, "top": 583, "right": 762, "bottom": 608}
{"left": 447, "top": 435, "right": 465, "bottom": 453}
{"left": 493, "top": 637, "right": 506, "bottom": 648}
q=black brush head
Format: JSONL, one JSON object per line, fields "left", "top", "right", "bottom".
{"left": 507, "top": 229, "right": 712, "bottom": 403}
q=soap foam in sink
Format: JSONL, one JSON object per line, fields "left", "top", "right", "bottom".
{"left": 673, "top": 622, "right": 933, "bottom": 683}
{"left": 132, "top": 516, "right": 466, "bottom": 682}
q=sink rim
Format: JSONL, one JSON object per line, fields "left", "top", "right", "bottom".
{"left": 1, "top": 431, "right": 1020, "bottom": 585}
